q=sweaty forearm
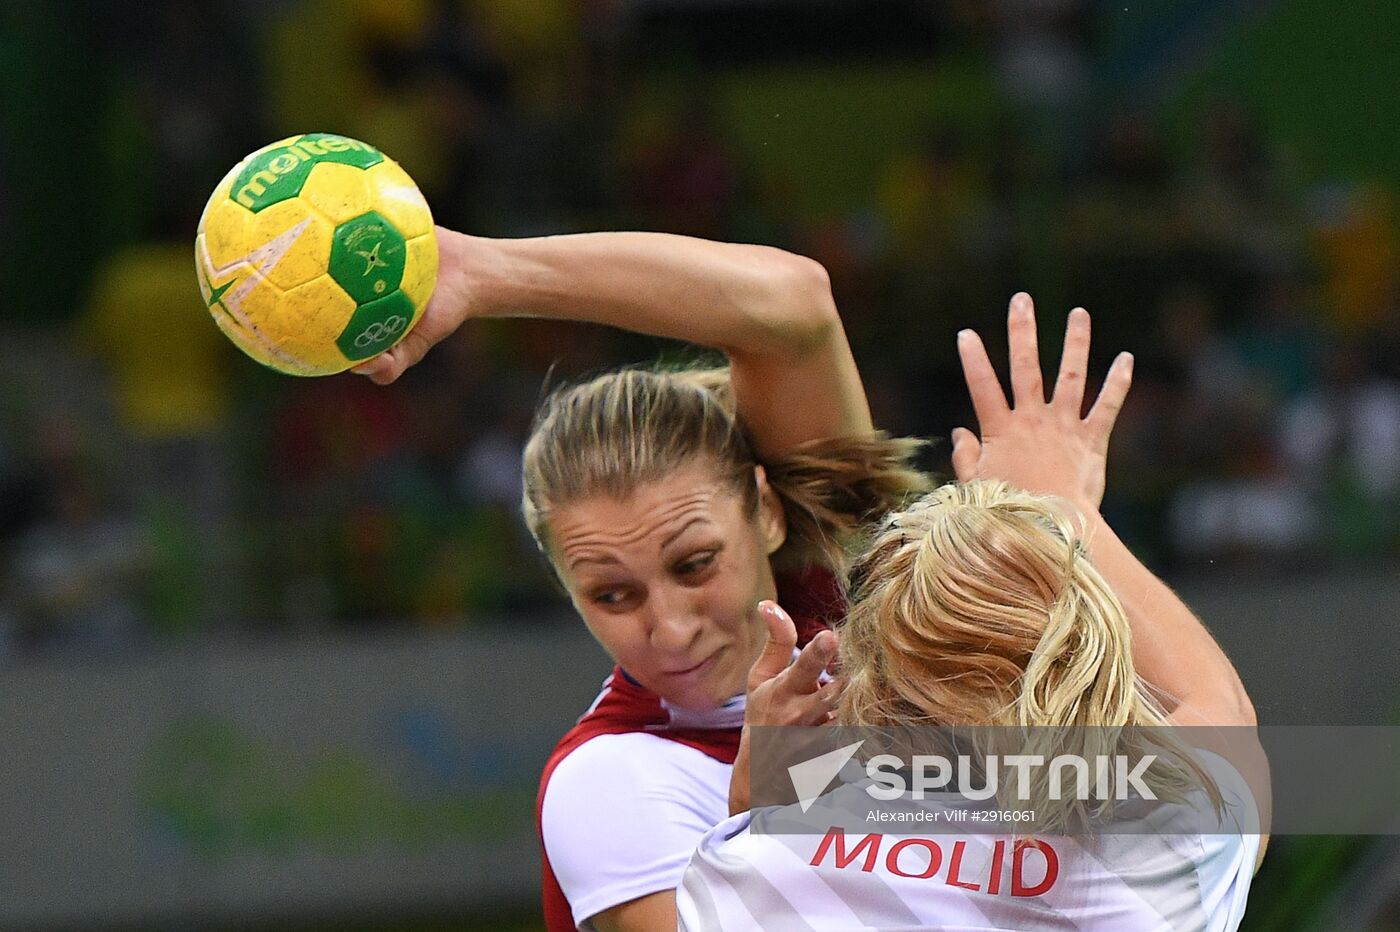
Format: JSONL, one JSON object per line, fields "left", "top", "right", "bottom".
{"left": 451, "top": 229, "right": 839, "bottom": 359}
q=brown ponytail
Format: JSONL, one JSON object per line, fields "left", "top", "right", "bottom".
{"left": 521, "top": 364, "right": 929, "bottom": 572}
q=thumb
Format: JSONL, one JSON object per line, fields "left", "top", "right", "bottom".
{"left": 950, "top": 426, "right": 981, "bottom": 481}
{"left": 352, "top": 348, "right": 403, "bottom": 385}
{"left": 749, "top": 600, "right": 798, "bottom": 691}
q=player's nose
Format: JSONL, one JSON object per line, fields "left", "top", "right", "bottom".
{"left": 647, "top": 588, "right": 705, "bottom": 653}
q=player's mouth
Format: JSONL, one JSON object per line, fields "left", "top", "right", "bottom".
{"left": 665, "top": 652, "right": 719, "bottom": 679}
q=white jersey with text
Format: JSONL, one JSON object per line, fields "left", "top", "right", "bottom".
{"left": 679, "top": 750, "right": 1260, "bottom": 932}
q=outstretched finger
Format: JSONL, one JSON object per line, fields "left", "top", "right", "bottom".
{"left": 1084, "top": 352, "right": 1134, "bottom": 451}
{"left": 1007, "top": 292, "right": 1045, "bottom": 408}
{"left": 749, "top": 600, "right": 799, "bottom": 691}
{"left": 957, "top": 329, "right": 1010, "bottom": 431}
{"left": 785, "top": 630, "right": 838, "bottom": 695}
{"left": 950, "top": 426, "right": 981, "bottom": 481}
{"left": 1054, "top": 307, "right": 1091, "bottom": 416}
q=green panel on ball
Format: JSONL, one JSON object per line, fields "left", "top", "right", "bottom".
{"left": 228, "top": 134, "right": 385, "bottom": 214}
{"left": 336, "top": 289, "right": 415, "bottom": 361}
{"left": 328, "top": 210, "right": 407, "bottom": 305}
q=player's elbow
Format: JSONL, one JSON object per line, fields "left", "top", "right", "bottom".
{"left": 1172, "top": 669, "right": 1257, "bottom": 728}
{"left": 1230, "top": 676, "right": 1258, "bottom": 727}
{"left": 760, "top": 252, "right": 840, "bottom": 355}
{"left": 1202, "top": 675, "right": 1257, "bottom": 727}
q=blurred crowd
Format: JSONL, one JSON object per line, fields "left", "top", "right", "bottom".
{"left": 2, "top": 0, "right": 1397, "bottom": 656}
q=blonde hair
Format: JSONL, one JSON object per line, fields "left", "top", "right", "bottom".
{"left": 839, "top": 479, "right": 1222, "bottom": 832}
{"left": 521, "top": 365, "right": 929, "bottom": 571}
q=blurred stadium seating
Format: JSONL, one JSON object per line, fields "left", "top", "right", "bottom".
{"left": 1, "top": 0, "right": 1398, "bottom": 928}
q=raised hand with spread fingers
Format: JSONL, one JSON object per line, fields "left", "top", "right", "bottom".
{"left": 950, "top": 291, "right": 1133, "bottom": 517}
{"left": 950, "top": 291, "right": 1257, "bottom": 733}
{"left": 948, "top": 293, "right": 1266, "bottom": 864}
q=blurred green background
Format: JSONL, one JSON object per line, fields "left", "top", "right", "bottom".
{"left": 1, "top": 0, "right": 1398, "bottom": 929}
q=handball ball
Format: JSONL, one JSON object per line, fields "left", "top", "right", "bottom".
{"left": 195, "top": 133, "right": 437, "bottom": 376}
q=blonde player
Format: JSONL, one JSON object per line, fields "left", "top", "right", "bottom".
{"left": 680, "top": 294, "right": 1268, "bottom": 931}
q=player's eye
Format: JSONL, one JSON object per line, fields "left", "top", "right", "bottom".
{"left": 674, "top": 550, "right": 718, "bottom": 578}
{"left": 590, "top": 587, "right": 634, "bottom": 608}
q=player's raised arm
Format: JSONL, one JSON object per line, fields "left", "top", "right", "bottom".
{"left": 354, "top": 228, "right": 873, "bottom": 455}
{"left": 949, "top": 292, "right": 1256, "bottom": 731}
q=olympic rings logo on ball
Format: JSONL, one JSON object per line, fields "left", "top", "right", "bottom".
{"left": 353, "top": 314, "right": 407, "bottom": 348}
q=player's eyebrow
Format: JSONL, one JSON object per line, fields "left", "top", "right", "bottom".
{"left": 660, "top": 517, "right": 710, "bottom": 551}
{"left": 569, "top": 553, "right": 620, "bottom": 570}
{"left": 567, "top": 517, "right": 713, "bottom": 571}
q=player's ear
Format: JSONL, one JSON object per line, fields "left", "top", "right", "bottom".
{"left": 753, "top": 465, "right": 787, "bottom": 556}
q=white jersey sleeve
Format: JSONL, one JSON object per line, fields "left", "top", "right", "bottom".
{"left": 1192, "top": 750, "right": 1263, "bottom": 932}
{"left": 541, "top": 731, "right": 731, "bottom": 930}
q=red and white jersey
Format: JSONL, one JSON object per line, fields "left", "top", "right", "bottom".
{"left": 679, "top": 750, "right": 1260, "bottom": 932}
{"left": 535, "top": 568, "right": 843, "bottom": 931}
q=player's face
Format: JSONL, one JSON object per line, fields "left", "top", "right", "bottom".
{"left": 548, "top": 463, "right": 785, "bottom": 711}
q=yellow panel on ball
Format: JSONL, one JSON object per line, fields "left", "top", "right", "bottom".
{"left": 241, "top": 200, "right": 334, "bottom": 291}
{"left": 200, "top": 197, "right": 252, "bottom": 271}
{"left": 194, "top": 233, "right": 224, "bottom": 308}
{"left": 401, "top": 232, "right": 440, "bottom": 320}
{"left": 276, "top": 275, "right": 362, "bottom": 375}
{"left": 215, "top": 272, "right": 316, "bottom": 374}
{"left": 364, "top": 159, "right": 435, "bottom": 239}
{"left": 300, "top": 161, "right": 377, "bottom": 225}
